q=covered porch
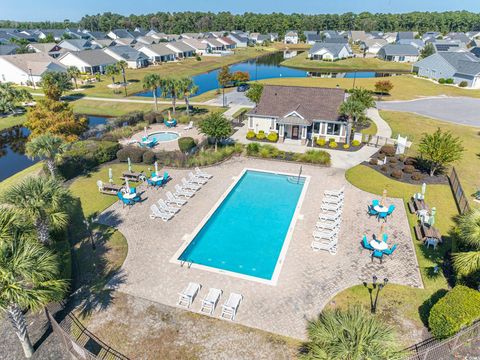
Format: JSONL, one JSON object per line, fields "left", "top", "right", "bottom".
{"left": 277, "top": 116, "right": 310, "bottom": 145}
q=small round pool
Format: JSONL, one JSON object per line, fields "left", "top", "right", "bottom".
{"left": 147, "top": 131, "right": 179, "bottom": 142}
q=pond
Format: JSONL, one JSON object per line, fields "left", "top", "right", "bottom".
{"left": 0, "top": 116, "right": 109, "bottom": 182}
{"left": 136, "top": 52, "right": 400, "bottom": 98}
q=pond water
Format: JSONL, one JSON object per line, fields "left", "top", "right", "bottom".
{"left": 136, "top": 52, "right": 399, "bottom": 98}
{"left": 0, "top": 116, "right": 109, "bottom": 182}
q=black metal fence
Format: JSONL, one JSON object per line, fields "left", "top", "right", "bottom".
{"left": 448, "top": 167, "right": 471, "bottom": 214}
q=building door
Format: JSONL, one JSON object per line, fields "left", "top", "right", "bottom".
{"left": 292, "top": 126, "right": 299, "bottom": 139}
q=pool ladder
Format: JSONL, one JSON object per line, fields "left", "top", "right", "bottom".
{"left": 180, "top": 259, "right": 193, "bottom": 268}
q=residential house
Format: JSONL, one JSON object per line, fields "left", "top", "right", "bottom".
{"left": 114, "top": 38, "right": 136, "bottom": 46}
{"left": 27, "top": 43, "right": 64, "bottom": 58}
{"left": 166, "top": 41, "right": 195, "bottom": 59}
{"left": 249, "top": 33, "right": 260, "bottom": 43}
{"left": 228, "top": 33, "right": 248, "bottom": 48}
{"left": 217, "top": 37, "right": 236, "bottom": 49}
{"left": 204, "top": 31, "right": 225, "bottom": 38}
{"left": 413, "top": 52, "right": 480, "bottom": 88}
{"left": 107, "top": 29, "right": 135, "bottom": 40}
{"left": 57, "top": 39, "right": 98, "bottom": 52}
{"left": 429, "top": 39, "right": 466, "bottom": 52}
{"left": 181, "top": 33, "right": 203, "bottom": 40}
{"left": 247, "top": 85, "right": 347, "bottom": 144}
{"left": 202, "top": 38, "right": 225, "bottom": 52}
{"left": 284, "top": 31, "right": 299, "bottom": 44}
{"left": 308, "top": 42, "right": 352, "bottom": 61}
{"left": 323, "top": 37, "right": 349, "bottom": 45}
{"left": 322, "top": 31, "right": 344, "bottom": 40}
{"left": 132, "top": 28, "right": 148, "bottom": 37}
{"left": 0, "top": 52, "right": 66, "bottom": 85}
{"left": 422, "top": 32, "right": 441, "bottom": 42}
{"left": 34, "top": 29, "right": 67, "bottom": 41}
{"left": 181, "top": 39, "right": 209, "bottom": 55}
{"left": 86, "top": 31, "right": 108, "bottom": 40}
{"left": 0, "top": 44, "right": 19, "bottom": 56}
{"left": 396, "top": 32, "right": 416, "bottom": 42}
{"left": 397, "top": 39, "right": 425, "bottom": 50}
{"left": 138, "top": 44, "right": 176, "bottom": 63}
{"left": 471, "top": 47, "right": 480, "bottom": 58}
{"left": 10, "top": 31, "right": 38, "bottom": 42}
{"left": 255, "top": 35, "right": 270, "bottom": 45}
{"left": 383, "top": 32, "right": 398, "bottom": 43}
{"left": 377, "top": 44, "right": 419, "bottom": 62}
{"left": 164, "top": 34, "right": 182, "bottom": 42}
{"left": 135, "top": 36, "right": 158, "bottom": 45}
{"left": 58, "top": 49, "right": 117, "bottom": 74}
{"left": 349, "top": 31, "right": 370, "bottom": 43}
{"left": 103, "top": 45, "right": 149, "bottom": 68}
{"left": 466, "top": 31, "right": 480, "bottom": 39}
{"left": 360, "top": 38, "right": 388, "bottom": 54}
{"left": 90, "top": 39, "right": 116, "bottom": 48}
{"left": 304, "top": 31, "right": 318, "bottom": 40}
{"left": 445, "top": 32, "right": 470, "bottom": 46}
{"left": 268, "top": 33, "right": 279, "bottom": 42}
{"left": 306, "top": 33, "right": 322, "bottom": 45}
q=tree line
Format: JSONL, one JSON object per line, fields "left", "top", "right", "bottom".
{"left": 1, "top": 11, "right": 480, "bottom": 34}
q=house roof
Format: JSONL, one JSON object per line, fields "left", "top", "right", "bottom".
{"left": 454, "top": 60, "right": 480, "bottom": 76}
{"left": 398, "top": 39, "right": 425, "bottom": 48}
{"left": 135, "top": 36, "right": 157, "bottom": 45}
{"left": 105, "top": 45, "right": 148, "bottom": 61}
{"left": 309, "top": 42, "right": 350, "bottom": 57}
{"left": 0, "top": 52, "right": 65, "bottom": 75}
{"left": 203, "top": 38, "right": 224, "bottom": 48}
{"left": 362, "top": 38, "right": 388, "bottom": 48}
{"left": 61, "top": 49, "right": 116, "bottom": 66}
{"left": 115, "top": 38, "right": 136, "bottom": 45}
{"left": 228, "top": 33, "right": 248, "bottom": 43}
{"left": 397, "top": 31, "right": 415, "bottom": 40}
{"left": 219, "top": 37, "right": 235, "bottom": 45}
{"left": 91, "top": 39, "right": 115, "bottom": 48}
{"left": 470, "top": 47, "right": 480, "bottom": 58}
{"left": 87, "top": 31, "right": 107, "bottom": 40}
{"left": 168, "top": 41, "right": 195, "bottom": 52}
{"left": 0, "top": 44, "right": 19, "bottom": 55}
{"left": 181, "top": 38, "right": 207, "bottom": 50}
{"left": 285, "top": 31, "right": 298, "bottom": 37}
{"left": 28, "top": 43, "right": 61, "bottom": 53}
{"left": 307, "top": 34, "right": 322, "bottom": 42}
{"left": 110, "top": 29, "right": 134, "bottom": 39}
{"left": 58, "top": 39, "right": 93, "bottom": 50}
{"left": 140, "top": 43, "right": 176, "bottom": 56}
{"left": 379, "top": 44, "right": 419, "bottom": 56}
{"left": 446, "top": 32, "right": 470, "bottom": 44}
{"left": 249, "top": 85, "right": 345, "bottom": 124}
{"left": 323, "top": 37, "right": 348, "bottom": 44}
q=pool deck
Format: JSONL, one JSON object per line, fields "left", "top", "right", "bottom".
{"left": 99, "top": 157, "right": 422, "bottom": 340}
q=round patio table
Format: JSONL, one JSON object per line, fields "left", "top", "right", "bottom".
{"left": 370, "top": 240, "right": 388, "bottom": 251}
{"left": 151, "top": 176, "right": 163, "bottom": 182}
{"left": 123, "top": 192, "right": 137, "bottom": 200}
{"left": 374, "top": 205, "right": 389, "bottom": 213}
{"left": 141, "top": 139, "right": 154, "bottom": 146}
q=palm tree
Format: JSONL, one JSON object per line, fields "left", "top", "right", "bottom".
{"left": 116, "top": 60, "right": 128, "bottom": 96}
{"left": 105, "top": 64, "right": 119, "bottom": 86}
{"left": 1, "top": 177, "right": 70, "bottom": 246}
{"left": 340, "top": 99, "right": 366, "bottom": 145}
{"left": 159, "top": 77, "right": 181, "bottom": 114}
{"left": 25, "top": 134, "right": 67, "bottom": 177}
{"left": 178, "top": 77, "right": 199, "bottom": 116}
{"left": 143, "top": 73, "right": 161, "bottom": 112}
{"left": 452, "top": 208, "right": 480, "bottom": 276}
{"left": 0, "top": 235, "right": 67, "bottom": 358}
{"left": 302, "top": 306, "right": 403, "bottom": 360}
{"left": 0, "top": 83, "right": 32, "bottom": 114}
{"left": 66, "top": 66, "right": 81, "bottom": 89}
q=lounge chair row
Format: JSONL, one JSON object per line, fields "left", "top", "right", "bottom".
{"left": 178, "top": 282, "right": 243, "bottom": 321}
{"left": 311, "top": 186, "right": 345, "bottom": 255}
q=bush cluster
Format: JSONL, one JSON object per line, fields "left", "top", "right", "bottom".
{"left": 351, "top": 140, "right": 361, "bottom": 147}
{"left": 390, "top": 169, "right": 403, "bottom": 179}
{"left": 459, "top": 81, "right": 468, "bottom": 88}
{"left": 256, "top": 130, "right": 266, "bottom": 140}
{"left": 429, "top": 285, "right": 480, "bottom": 339}
{"left": 403, "top": 165, "right": 415, "bottom": 174}
{"left": 369, "top": 158, "right": 378, "bottom": 165}
{"left": 267, "top": 132, "right": 278, "bottom": 142}
{"left": 110, "top": 111, "right": 144, "bottom": 128}
{"left": 380, "top": 144, "right": 396, "bottom": 156}
{"left": 316, "top": 138, "right": 326, "bottom": 146}
{"left": 445, "top": 78, "right": 454, "bottom": 84}
{"left": 142, "top": 150, "right": 156, "bottom": 164}
{"left": 247, "top": 143, "right": 330, "bottom": 165}
{"left": 411, "top": 172, "right": 424, "bottom": 181}
{"left": 438, "top": 78, "right": 446, "bottom": 84}
{"left": 246, "top": 130, "right": 256, "bottom": 139}
{"left": 178, "top": 137, "right": 197, "bottom": 153}
{"left": 116, "top": 146, "right": 146, "bottom": 163}
{"left": 329, "top": 141, "right": 338, "bottom": 148}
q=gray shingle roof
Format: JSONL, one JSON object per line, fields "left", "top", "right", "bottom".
{"left": 140, "top": 43, "right": 175, "bottom": 56}
{"left": 309, "top": 42, "right": 349, "bottom": 57}
{"left": 65, "top": 49, "right": 116, "bottom": 66}
{"left": 0, "top": 44, "right": 18, "bottom": 55}
{"left": 168, "top": 41, "right": 195, "bottom": 52}
{"left": 380, "top": 44, "right": 419, "bottom": 56}
{"left": 105, "top": 45, "right": 148, "bottom": 61}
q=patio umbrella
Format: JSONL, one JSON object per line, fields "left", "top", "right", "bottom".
{"left": 125, "top": 178, "right": 131, "bottom": 193}
{"left": 127, "top": 157, "right": 132, "bottom": 172}
{"left": 428, "top": 207, "right": 436, "bottom": 227}
{"left": 108, "top": 168, "right": 113, "bottom": 183}
{"left": 144, "top": 126, "right": 148, "bottom": 138}
{"left": 381, "top": 189, "right": 387, "bottom": 206}
{"left": 154, "top": 161, "right": 159, "bottom": 177}
{"left": 421, "top": 183, "right": 427, "bottom": 199}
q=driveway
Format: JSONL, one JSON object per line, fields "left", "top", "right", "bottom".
{"left": 377, "top": 97, "right": 480, "bottom": 127}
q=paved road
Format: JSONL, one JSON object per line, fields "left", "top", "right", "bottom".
{"left": 377, "top": 97, "right": 480, "bottom": 127}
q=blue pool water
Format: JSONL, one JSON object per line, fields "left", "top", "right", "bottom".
{"left": 178, "top": 170, "right": 305, "bottom": 281}
{"left": 147, "top": 131, "right": 179, "bottom": 142}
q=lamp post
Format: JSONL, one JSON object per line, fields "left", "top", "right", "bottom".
{"left": 28, "top": 68, "right": 36, "bottom": 90}
{"left": 363, "top": 275, "right": 388, "bottom": 313}
{"left": 352, "top": 71, "right": 357, "bottom": 89}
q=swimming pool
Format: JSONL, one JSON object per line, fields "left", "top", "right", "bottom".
{"left": 175, "top": 169, "right": 308, "bottom": 284}
{"left": 147, "top": 131, "right": 179, "bottom": 142}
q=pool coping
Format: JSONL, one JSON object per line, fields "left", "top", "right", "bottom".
{"left": 147, "top": 130, "right": 181, "bottom": 143}
{"left": 169, "top": 167, "right": 311, "bottom": 286}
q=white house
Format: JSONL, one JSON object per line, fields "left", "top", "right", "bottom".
{"left": 247, "top": 85, "right": 347, "bottom": 145}
{"left": 165, "top": 41, "right": 195, "bottom": 59}
{"left": 103, "top": 46, "right": 149, "bottom": 69}
{"left": 201, "top": 38, "right": 225, "bottom": 52}
{"left": 0, "top": 52, "right": 66, "bottom": 86}
{"left": 138, "top": 44, "right": 176, "bottom": 63}
{"left": 377, "top": 44, "right": 419, "bottom": 62}
{"left": 57, "top": 39, "right": 98, "bottom": 52}
{"left": 359, "top": 38, "right": 388, "bottom": 55}
{"left": 228, "top": 33, "right": 248, "bottom": 48}
{"left": 58, "top": 49, "right": 117, "bottom": 74}
{"left": 284, "top": 31, "right": 299, "bottom": 44}
{"left": 181, "top": 39, "right": 209, "bottom": 55}
{"left": 27, "top": 43, "right": 65, "bottom": 58}
{"left": 308, "top": 43, "right": 352, "bottom": 61}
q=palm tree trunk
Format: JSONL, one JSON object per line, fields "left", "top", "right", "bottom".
{"left": 172, "top": 96, "right": 176, "bottom": 115}
{"left": 214, "top": 139, "right": 218, "bottom": 152}
{"left": 346, "top": 118, "right": 353, "bottom": 145}
{"left": 46, "top": 159, "right": 56, "bottom": 177}
{"left": 7, "top": 304, "right": 34, "bottom": 358}
{"left": 35, "top": 217, "right": 50, "bottom": 245}
{"left": 153, "top": 90, "right": 158, "bottom": 112}
{"left": 111, "top": 76, "right": 115, "bottom": 85}
{"left": 74, "top": 78, "right": 78, "bottom": 89}
{"left": 184, "top": 96, "right": 190, "bottom": 116}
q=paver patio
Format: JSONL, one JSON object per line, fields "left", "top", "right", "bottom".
{"left": 98, "top": 157, "right": 422, "bottom": 340}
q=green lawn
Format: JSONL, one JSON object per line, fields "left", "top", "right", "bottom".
{"left": 380, "top": 110, "right": 480, "bottom": 200}
{"left": 282, "top": 54, "right": 413, "bottom": 72}
{"left": 258, "top": 75, "right": 480, "bottom": 101}
{"left": 361, "top": 120, "right": 378, "bottom": 136}
{"left": 0, "top": 113, "right": 26, "bottom": 131}
{"left": 331, "top": 165, "right": 458, "bottom": 343}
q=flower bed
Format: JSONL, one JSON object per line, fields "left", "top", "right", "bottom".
{"left": 246, "top": 143, "right": 330, "bottom": 166}
{"left": 313, "top": 137, "right": 364, "bottom": 152}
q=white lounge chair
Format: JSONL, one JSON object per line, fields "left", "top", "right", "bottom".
{"left": 181, "top": 178, "right": 201, "bottom": 191}
{"left": 322, "top": 197, "right": 344, "bottom": 205}
{"left": 183, "top": 121, "right": 193, "bottom": 130}
{"left": 324, "top": 192, "right": 345, "bottom": 201}
{"left": 321, "top": 203, "right": 343, "bottom": 212}
{"left": 174, "top": 184, "right": 195, "bottom": 198}
{"left": 195, "top": 167, "right": 213, "bottom": 179}
{"left": 316, "top": 219, "right": 341, "bottom": 230}
{"left": 178, "top": 282, "right": 201, "bottom": 308}
{"left": 188, "top": 172, "right": 208, "bottom": 185}
{"left": 324, "top": 186, "right": 345, "bottom": 197}
{"left": 200, "top": 288, "right": 222, "bottom": 315}
{"left": 149, "top": 204, "right": 174, "bottom": 221}
{"left": 311, "top": 239, "right": 337, "bottom": 255}
{"left": 221, "top": 292, "right": 243, "bottom": 321}
{"left": 158, "top": 199, "right": 180, "bottom": 214}
{"left": 318, "top": 212, "right": 342, "bottom": 221}
{"left": 166, "top": 191, "right": 187, "bottom": 206}
{"left": 313, "top": 228, "right": 338, "bottom": 240}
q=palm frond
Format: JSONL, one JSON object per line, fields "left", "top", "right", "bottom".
{"left": 452, "top": 251, "right": 480, "bottom": 275}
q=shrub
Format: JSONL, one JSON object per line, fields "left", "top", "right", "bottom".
{"left": 343, "top": 144, "right": 350, "bottom": 149}
{"left": 445, "top": 78, "right": 454, "bottom": 84}
{"left": 316, "top": 138, "right": 326, "bottom": 146}
{"left": 380, "top": 145, "right": 396, "bottom": 156}
{"left": 411, "top": 172, "right": 424, "bottom": 181}
{"left": 328, "top": 138, "right": 336, "bottom": 143}
{"left": 142, "top": 150, "right": 156, "bottom": 164}
{"left": 256, "top": 130, "right": 266, "bottom": 140}
{"left": 297, "top": 150, "right": 331, "bottom": 165}
{"left": 144, "top": 112, "right": 157, "bottom": 124}
{"left": 459, "top": 81, "right": 468, "bottom": 88}
{"left": 114, "top": 111, "right": 144, "bottom": 127}
{"left": 403, "top": 165, "right": 415, "bottom": 174}
{"left": 389, "top": 163, "right": 397, "bottom": 169}
{"left": 178, "top": 137, "right": 196, "bottom": 153}
{"left": 391, "top": 169, "right": 403, "bottom": 179}
{"left": 378, "top": 154, "right": 386, "bottom": 161}
{"left": 176, "top": 114, "right": 190, "bottom": 124}
{"left": 369, "top": 158, "right": 378, "bottom": 165}
{"left": 404, "top": 157, "right": 417, "bottom": 166}
{"left": 398, "top": 154, "right": 405, "bottom": 162}
{"left": 429, "top": 285, "right": 480, "bottom": 339}
{"left": 438, "top": 78, "right": 446, "bottom": 84}
{"left": 388, "top": 157, "right": 398, "bottom": 164}
{"left": 246, "top": 130, "right": 256, "bottom": 139}
{"left": 155, "top": 113, "right": 164, "bottom": 123}
{"left": 267, "top": 132, "right": 278, "bottom": 142}
{"left": 380, "top": 165, "right": 388, "bottom": 172}
{"left": 329, "top": 141, "right": 338, "bottom": 148}
{"left": 246, "top": 142, "right": 260, "bottom": 155}
{"left": 352, "top": 140, "right": 361, "bottom": 147}
{"left": 116, "top": 146, "right": 146, "bottom": 163}
{"left": 196, "top": 55, "right": 201, "bottom": 61}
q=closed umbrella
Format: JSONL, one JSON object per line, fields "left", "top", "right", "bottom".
{"left": 428, "top": 207, "right": 436, "bottom": 227}
{"left": 108, "top": 168, "right": 113, "bottom": 183}
{"left": 381, "top": 189, "right": 387, "bottom": 207}
{"left": 127, "top": 157, "right": 132, "bottom": 172}
{"left": 421, "top": 183, "right": 427, "bottom": 199}
{"left": 144, "top": 126, "right": 148, "bottom": 138}
{"left": 125, "top": 178, "right": 131, "bottom": 193}
{"left": 154, "top": 161, "right": 159, "bottom": 177}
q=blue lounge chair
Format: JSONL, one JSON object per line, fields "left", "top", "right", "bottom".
{"left": 368, "top": 205, "right": 379, "bottom": 217}
{"left": 147, "top": 178, "right": 157, "bottom": 188}
{"left": 372, "top": 250, "right": 384, "bottom": 263}
{"left": 384, "top": 244, "right": 397, "bottom": 256}
{"left": 148, "top": 138, "right": 158, "bottom": 148}
{"left": 372, "top": 199, "right": 380, "bottom": 207}
{"left": 382, "top": 233, "right": 388, "bottom": 242}
{"left": 362, "top": 235, "right": 374, "bottom": 250}
{"left": 378, "top": 211, "right": 388, "bottom": 222}
{"left": 387, "top": 204, "right": 396, "bottom": 216}
{"left": 117, "top": 191, "right": 134, "bottom": 207}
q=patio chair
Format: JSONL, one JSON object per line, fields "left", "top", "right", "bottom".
{"left": 220, "top": 293, "right": 243, "bottom": 321}
{"left": 362, "top": 234, "right": 374, "bottom": 250}
{"left": 149, "top": 204, "right": 174, "bottom": 221}
{"left": 324, "top": 186, "right": 345, "bottom": 197}
{"left": 378, "top": 212, "right": 388, "bottom": 222}
{"left": 200, "top": 288, "right": 223, "bottom": 315}
{"left": 324, "top": 192, "right": 345, "bottom": 201}
{"left": 195, "top": 167, "right": 213, "bottom": 179}
{"left": 117, "top": 192, "right": 134, "bottom": 208}
{"left": 178, "top": 282, "right": 201, "bottom": 308}
{"left": 97, "top": 180, "right": 104, "bottom": 192}
{"left": 181, "top": 178, "right": 201, "bottom": 191}
{"left": 322, "top": 197, "right": 344, "bottom": 205}
{"left": 372, "top": 199, "right": 380, "bottom": 207}
{"left": 319, "top": 212, "right": 342, "bottom": 222}
{"left": 387, "top": 204, "right": 396, "bottom": 216}
{"left": 384, "top": 244, "right": 398, "bottom": 256}
{"left": 174, "top": 184, "right": 195, "bottom": 198}
{"left": 162, "top": 171, "right": 171, "bottom": 183}
{"left": 368, "top": 205, "right": 379, "bottom": 217}
{"left": 425, "top": 238, "right": 438, "bottom": 250}
{"left": 184, "top": 121, "right": 193, "bottom": 130}
{"left": 321, "top": 203, "right": 343, "bottom": 213}
{"left": 311, "top": 239, "right": 337, "bottom": 255}
{"left": 312, "top": 228, "right": 338, "bottom": 240}
{"left": 371, "top": 250, "right": 384, "bottom": 263}
{"left": 188, "top": 172, "right": 208, "bottom": 185}
{"left": 316, "top": 219, "right": 341, "bottom": 231}
{"left": 166, "top": 191, "right": 187, "bottom": 206}
{"left": 158, "top": 199, "right": 180, "bottom": 214}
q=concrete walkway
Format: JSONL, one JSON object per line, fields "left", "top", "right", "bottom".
{"left": 377, "top": 96, "right": 480, "bottom": 127}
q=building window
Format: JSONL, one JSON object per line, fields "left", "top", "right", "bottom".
{"left": 313, "top": 122, "right": 320, "bottom": 133}
{"left": 326, "top": 123, "right": 341, "bottom": 136}
{"left": 399, "top": 56, "right": 405, "bottom": 62}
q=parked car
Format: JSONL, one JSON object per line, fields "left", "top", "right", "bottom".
{"left": 237, "top": 83, "right": 250, "bottom": 92}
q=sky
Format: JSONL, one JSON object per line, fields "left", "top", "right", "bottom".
{"left": 1, "top": 0, "right": 480, "bottom": 22}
